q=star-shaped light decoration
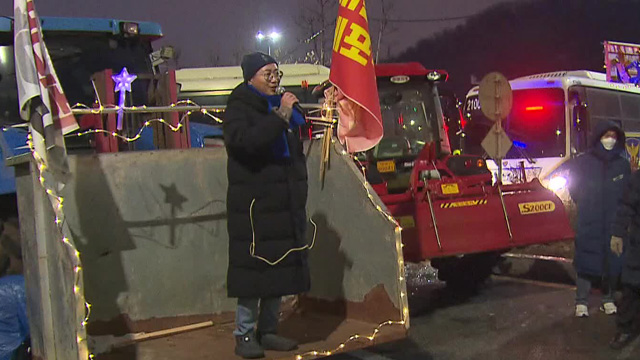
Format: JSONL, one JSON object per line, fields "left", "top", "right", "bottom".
{"left": 112, "top": 67, "right": 138, "bottom": 130}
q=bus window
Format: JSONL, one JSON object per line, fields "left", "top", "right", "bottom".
{"left": 569, "top": 89, "right": 588, "bottom": 154}
{"left": 178, "top": 85, "right": 318, "bottom": 125}
{"left": 621, "top": 93, "right": 640, "bottom": 119}
{"left": 178, "top": 93, "right": 229, "bottom": 124}
{"left": 464, "top": 88, "right": 565, "bottom": 158}
{"left": 585, "top": 87, "right": 640, "bottom": 133}
{"left": 585, "top": 87, "right": 622, "bottom": 127}
{"left": 620, "top": 93, "right": 640, "bottom": 132}
{"left": 506, "top": 88, "right": 566, "bottom": 158}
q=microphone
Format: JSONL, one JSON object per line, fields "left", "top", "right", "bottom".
{"left": 276, "top": 86, "right": 306, "bottom": 116}
{"left": 311, "top": 80, "right": 333, "bottom": 98}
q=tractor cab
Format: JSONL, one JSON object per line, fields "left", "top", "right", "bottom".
{"left": 364, "top": 62, "right": 486, "bottom": 195}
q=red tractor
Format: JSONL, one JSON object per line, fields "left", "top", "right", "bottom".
{"left": 362, "top": 63, "right": 574, "bottom": 287}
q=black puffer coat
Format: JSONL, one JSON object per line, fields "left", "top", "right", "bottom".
{"left": 568, "top": 120, "right": 630, "bottom": 278}
{"left": 612, "top": 170, "right": 640, "bottom": 287}
{"left": 223, "top": 83, "right": 310, "bottom": 298}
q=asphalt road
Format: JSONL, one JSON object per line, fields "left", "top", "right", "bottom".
{"left": 326, "top": 262, "right": 640, "bottom": 360}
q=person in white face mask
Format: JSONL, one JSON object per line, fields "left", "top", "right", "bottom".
{"left": 567, "top": 120, "right": 630, "bottom": 319}
{"left": 601, "top": 132, "right": 618, "bottom": 150}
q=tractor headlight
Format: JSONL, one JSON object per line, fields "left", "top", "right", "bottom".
{"left": 426, "top": 71, "right": 444, "bottom": 82}
{"left": 548, "top": 176, "right": 567, "bottom": 192}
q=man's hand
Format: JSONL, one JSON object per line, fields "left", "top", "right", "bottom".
{"left": 611, "top": 236, "right": 624, "bottom": 256}
{"left": 280, "top": 92, "right": 299, "bottom": 111}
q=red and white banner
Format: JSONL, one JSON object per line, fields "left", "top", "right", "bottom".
{"left": 330, "top": 0, "right": 383, "bottom": 153}
{"left": 13, "top": 3, "right": 88, "bottom": 359}
{"left": 14, "top": 0, "right": 78, "bottom": 176}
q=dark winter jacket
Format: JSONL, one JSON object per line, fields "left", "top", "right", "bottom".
{"left": 612, "top": 170, "right": 640, "bottom": 287}
{"left": 223, "top": 82, "right": 310, "bottom": 298}
{"left": 568, "top": 120, "right": 630, "bottom": 278}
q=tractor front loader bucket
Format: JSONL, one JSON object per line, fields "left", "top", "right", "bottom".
{"left": 411, "top": 177, "right": 574, "bottom": 260}
{"left": 12, "top": 140, "right": 408, "bottom": 360}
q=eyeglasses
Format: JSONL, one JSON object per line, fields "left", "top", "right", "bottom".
{"left": 261, "top": 70, "right": 283, "bottom": 81}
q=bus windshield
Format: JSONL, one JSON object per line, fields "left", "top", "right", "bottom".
{"left": 463, "top": 88, "right": 566, "bottom": 158}
{"left": 372, "top": 82, "right": 439, "bottom": 161}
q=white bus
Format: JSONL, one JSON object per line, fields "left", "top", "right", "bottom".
{"left": 175, "top": 63, "right": 330, "bottom": 147}
{"left": 463, "top": 70, "right": 640, "bottom": 195}
{"left": 176, "top": 63, "right": 330, "bottom": 110}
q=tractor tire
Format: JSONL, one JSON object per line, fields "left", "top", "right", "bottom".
{"left": 431, "top": 251, "right": 503, "bottom": 291}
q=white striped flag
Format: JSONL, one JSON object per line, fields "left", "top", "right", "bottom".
{"left": 13, "top": 3, "right": 88, "bottom": 359}
{"left": 14, "top": 0, "right": 78, "bottom": 181}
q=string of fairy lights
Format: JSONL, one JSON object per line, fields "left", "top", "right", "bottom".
{"left": 24, "top": 98, "right": 409, "bottom": 359}
{"left": 26, "top": 132, "right": 90, "bottom": 359}
{"left": 68, "top": 99, "right": 224, "bottom": 143}
{"left": 292, "top": 109, "right": 409, "bottom": 358}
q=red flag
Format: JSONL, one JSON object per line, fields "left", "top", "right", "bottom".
{"left": 330, "top": 0, "right": 383, "bottom": 153}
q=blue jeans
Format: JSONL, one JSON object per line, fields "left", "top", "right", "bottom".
{"left": 233, "top": 297, "right": 281, "bottom": 336}
{"left": 575, "top": 275, "right": 615, "bottom": 305}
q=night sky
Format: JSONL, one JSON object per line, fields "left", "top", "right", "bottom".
{"left": 3, "top": 0, "right": 526, "bottom": 67}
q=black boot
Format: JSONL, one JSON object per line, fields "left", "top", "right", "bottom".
{"left": 258, "top": 332, "right": 298, "bottom": 351}
{"left": 609, "top": 332, "right": 638, "bottom": 350}
{"left": 235, "top": 331, "right": 265, "bottom": 359}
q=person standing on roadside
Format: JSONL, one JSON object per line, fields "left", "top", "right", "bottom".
{"left": 223, "top": 52, "right": 310, "bottom": 359}
{"left": 609, "top": 165, "right": 640, "bottom": 349}
{"left": 568, "top": 120, "right": 630, "bottom": 318}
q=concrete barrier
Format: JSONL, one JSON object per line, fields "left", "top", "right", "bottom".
{"left": 15, "top": 140, "right": 408, "bottom": 360}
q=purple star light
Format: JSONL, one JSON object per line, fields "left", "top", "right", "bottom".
{"left": 112, "top": 67, "right": 138, "bottom": 130}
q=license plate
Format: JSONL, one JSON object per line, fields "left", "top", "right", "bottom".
{"left": 377, "top": 160, "right": 396, "bottom": 173}
{"left": 441, "top": 183, "right": 460, "bottom": 195}
{"left": 397, "top": 216, "right": 415, "bottom": 228}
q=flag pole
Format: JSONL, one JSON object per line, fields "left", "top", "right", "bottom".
{"left": 319, "top": 88, "right": 336, "bottom": 188}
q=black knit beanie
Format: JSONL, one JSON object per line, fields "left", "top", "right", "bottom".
{"left": 241, "top": 52, "right": 278, "bottom": 82}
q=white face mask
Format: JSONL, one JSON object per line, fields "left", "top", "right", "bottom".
{"left": 601, "top": 137, "right": 617, "bottom": 150}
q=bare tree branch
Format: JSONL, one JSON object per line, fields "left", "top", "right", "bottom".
{"left": 294, "top": 0, "right": 337, "bottom": 65}
{"left": 375, "top": 0, "right": 398, "bottom": 63}
{"left": 207, "top": 51, "right": 222, "bottom": 67}
{"left": 172, "top": 47, "right": 183, "bottom": 69}
{"left": 231, "top": 45, "right": 249, "bottom": 66}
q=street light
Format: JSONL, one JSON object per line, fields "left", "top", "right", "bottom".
{"left": 268, "top": 31, "right": 281, "bottom": 42}
{"left": 256, "top": 30, "right": 280, "bottom": 56}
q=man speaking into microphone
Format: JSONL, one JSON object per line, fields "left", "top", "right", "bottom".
{"left": 222, "top": 52, "right": 309, "bottom": 359}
